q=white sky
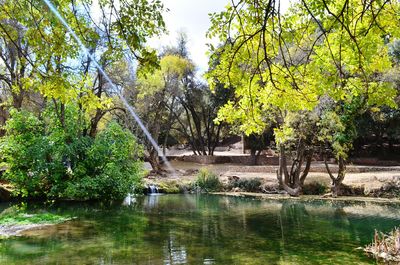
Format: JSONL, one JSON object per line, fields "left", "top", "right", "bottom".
{"left": 90, "top": 0, "right": 290, "bottom": 76}
{"left": 148, "top": 0, "right": 227, "bottom": 75}
{"left": 149, "top": 0, "right": 291, "bottom": 76}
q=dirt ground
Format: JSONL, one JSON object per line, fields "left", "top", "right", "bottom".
{"left": 145, "top": 160, "right": 400, "bottom": 196}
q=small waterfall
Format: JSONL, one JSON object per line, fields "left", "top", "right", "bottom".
{"left": 148, "top": 184, "right": 159, "bottom": 194}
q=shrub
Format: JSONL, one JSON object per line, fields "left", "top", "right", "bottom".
{"left": 302, "top": 181, "right": 328, "bottom": 195}
{"left": 0, "top": 107, "right": 144, "bottom": 201}
{"left": 63, "top": 122, "right": 144, "bottom": 200}
{"left": 229, "top": 178, "right": 262, "bottom": 192}
{"left": 157, "top": 181, "right": 181, "bottom": 194}
{"left": 194, "top": 168, "right": 221, "bottom": 192}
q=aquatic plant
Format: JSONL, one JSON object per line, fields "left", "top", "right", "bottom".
{"left": 365, "top": 228, "right": 400, "bottom": 262}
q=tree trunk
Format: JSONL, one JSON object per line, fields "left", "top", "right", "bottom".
{"left": 148, "top": 148, "right": 163, "bottom": 173}
{"left": 162, "top": 97, "right": 176, "bottom": 156}
{"left": 277, "top": 145, "right": 301, "bottom": 196}
{"left": 250, "top": 148, "right": 257, "bottom": 165}
{"left": 276, "top": 144, "right": 313, "bottom": 197}
{"left": 324, "top": 155, "right": 346, "bottom": 197}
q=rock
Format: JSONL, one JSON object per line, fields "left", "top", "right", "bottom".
{"left": 184, "top": 169, "right": 199, "bottom": 175}
{"left": 265, "top": 148, "right": 276, "bottom": 157}
{"left": 0, "top": 185, "right": 11, "bottom": 202}
{"left": 379, "top": 252, "right": 388, "bottom": 259}
{"left": 228, "top": 175, "right": 240, "bottom": 181}
{"left": 232, "top": 187, "right": 241, "bottom": 192}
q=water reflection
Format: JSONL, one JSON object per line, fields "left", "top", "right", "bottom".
{"left": 0, "top": 195, "right": 399, "bottom": 264}
{"left": 163, "top": 233, "right": 187, "bottom": 265}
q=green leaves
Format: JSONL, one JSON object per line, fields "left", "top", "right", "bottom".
{"left": 0, "top": 104, "right": 144, "bottom": 201}
{"left": 207, "top": 0, "right": 400, "bottom": 158}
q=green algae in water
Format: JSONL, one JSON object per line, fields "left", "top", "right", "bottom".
{"left": 0, "top": 212, "right": 70, "bottom": 226}
{"left": 0, "top": 194, "right": 399, "bottom": 264}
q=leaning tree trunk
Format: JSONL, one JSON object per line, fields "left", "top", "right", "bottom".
{"left": 324, "top": 155, "right": 346, "bottom": 197}
{"left": 276, "top": 144, "right": 313, "bottom": 197}
{"left": 147, "top": 147, "right": 164, "bottom": 174}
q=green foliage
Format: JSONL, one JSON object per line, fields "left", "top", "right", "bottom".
{"left": 194, "top": 169, "right": 221, "bottom": 192}
{"left": 63, "top": 122, "right": 144, "bottom": 200}
{"left": 0, "top": 105, "right": 144, "bottom": 201}
{"left": 156, "top": 181, "right": 181, "bottom": 194}
{"left": 207, "top": 0, "right": 400, "bottom": 162}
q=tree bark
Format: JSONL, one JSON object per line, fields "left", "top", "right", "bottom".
{"left": 277, "top": 145, "right": 301, "bottom": 196}
{"left": 324, "top": 155, "right": 346, "bottom": 197}
{"left": 277, "top": 144, "right": 313, "bottom": 197}
{"left": 147, "top": 148, "right": 163, "bottom": 173}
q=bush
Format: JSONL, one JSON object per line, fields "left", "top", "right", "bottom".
{"left": 0, "top": 107, "right": 144, "bottom": 201}
{"left": 63, "top": 122, "right": 144, "bottom": 200}
{"left": 302, "top": 181, "right": 328, "bottom": 195}
{"left": 157, "top": 181, "right": 181, "bottom": 194}
{"left": 194, "top": 168, "right": 221, "bottom": 192}
{"left": 229, "top": 178, "right": 262, "bottom": 192}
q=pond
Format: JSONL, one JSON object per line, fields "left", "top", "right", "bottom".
{"left": 0, "top": 194, "right": 399, "bottom": 264}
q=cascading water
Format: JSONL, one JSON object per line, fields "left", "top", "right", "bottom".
{"left": 148, "top": 184, "right": 159, "bottom": 194}
{"left": 42, "top": 0, "right": 175, "bottom": 174}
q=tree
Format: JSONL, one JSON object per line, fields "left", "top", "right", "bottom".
{"left": 207, "top": 0, "right": 400, "bottom": 196}
{"left": 162, "top": 34, "right": 232, "bottom": 156}
{"left": 305, "top": 0, "right": 400, "bottom": 196}
{"left": 0, "top": 106, "right": 144, "bottom": 200}
{"left": 0, "top": 0, "right": 167, "bottom": 199}
{"left": 206, "top": 0, "right": 323, "bottom": 196}
{"left": 133, "top": 54, "right": 193, "bottom": 171}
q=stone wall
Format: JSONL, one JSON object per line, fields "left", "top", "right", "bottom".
{"left": 168, "top": 155, "right": 280, "bottom": 165}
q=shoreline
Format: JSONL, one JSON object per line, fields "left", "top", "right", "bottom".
{"left": 210, "top": 192, "right": 400, "bottom": 204}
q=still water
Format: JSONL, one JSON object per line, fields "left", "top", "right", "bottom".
{"left": 0, "top": 194, "right": 399, "bottom": 264}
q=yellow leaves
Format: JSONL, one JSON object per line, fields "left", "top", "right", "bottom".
{"left": 369, "top": 46, "right": 391, "bottom": 73}
{"left": 137, "top": 54, "right": 193, "bottom": 98}
{"left": 370, "top": 107, "right": 380, "bottom": 113}
{"left": 79, "top": 92, "right": 113, "bottom": 114}
{"left": 137, "top": 69, "right": 165, "bottom": 99}
{"left": 206, "top": 0, "right": 400, "bottom": 149}
{"left": 274, "top": 126, "right": 294, "bottom": 146}
{"left": 160, "top": 55, "right": 193, "bottom": 77}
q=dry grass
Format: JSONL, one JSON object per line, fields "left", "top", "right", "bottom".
{"left": 365, "top": 228, "right": 400, "bottom": 262}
